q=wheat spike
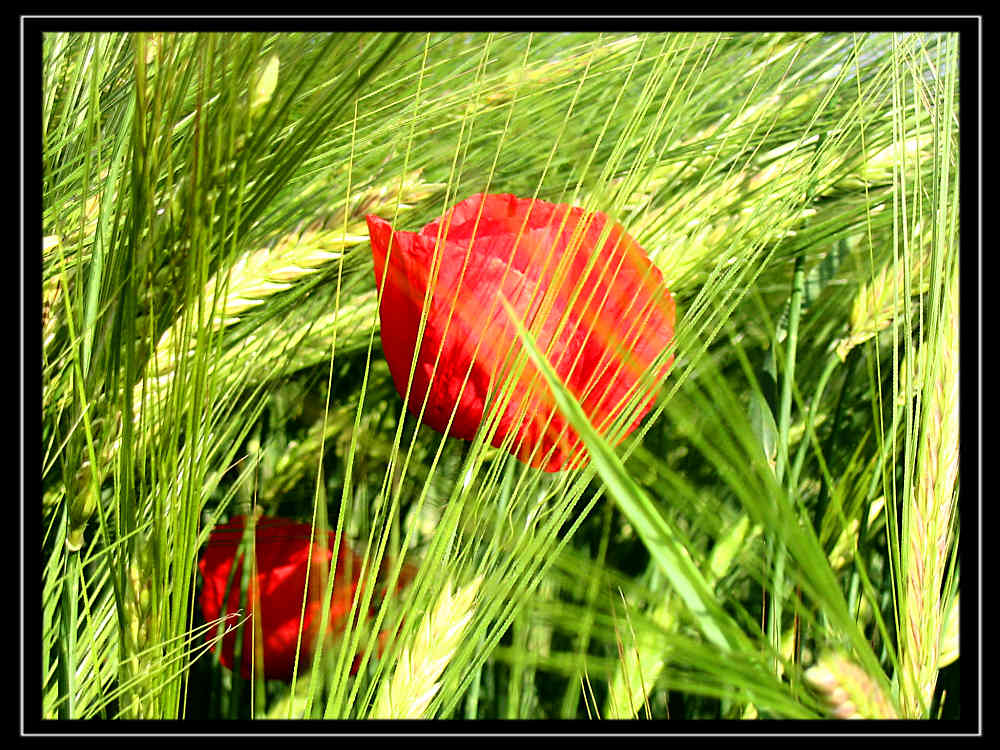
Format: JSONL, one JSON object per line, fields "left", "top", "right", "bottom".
{"left": 145, "top": 225, "right": 361, "bottom": 380}
{"left": 604, "top": 596, "right": 674, "bottom": 719}
{"left": 482, "top": 36, "right": 640, "bottom": 107}
{"left": 372, "top": 577, "right": 482, "bottom": 719}
{"left": 144, "top": 168, "right": 437, "bottom": 381}
{"left": 899, "top": 268, "right": 959, "bottom": 716}
{"left": 805, "top": 652, "right": 898, "bottom": 719}
{"left": 834, "top": 243, "right": 931, "bottom": 361}
{"left": 137, "top": 173, "right": 426, "bottom": 431}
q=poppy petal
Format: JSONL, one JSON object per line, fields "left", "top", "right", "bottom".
{"left": 368, "top": 193, "right": 675, "bottom": 472}
{"left": 197, "top": 515, "right": 363, "bottom": 682}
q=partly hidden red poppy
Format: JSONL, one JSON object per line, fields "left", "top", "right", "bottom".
{"left": 367, "top": 193, "right": 676, "bottom": 472}
{"left": 198, "top": 515, "right": 412, "bottom": 682}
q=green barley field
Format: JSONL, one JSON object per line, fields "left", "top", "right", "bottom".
{"left": 40, "top": 30, "right": 961, "bottom": 721}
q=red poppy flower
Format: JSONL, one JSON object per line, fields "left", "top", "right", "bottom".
{"left": 198, "top": 515, "right": 366, "bottom": 682}
{"left": 367, "top": 193, "right": 676, "bottom": 472}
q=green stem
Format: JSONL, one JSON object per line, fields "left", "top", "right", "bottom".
{"left": 768, "top": 254, "right": 806, "bottom": 674}
{"left": 775, "top": 255, "right": 806, "bottom": 486}
{"left": 813, "top": 349, "right": 859, "bottom": 534}
{"left": 789, "top": 353, "right": 840, "bottom": 494}
{"left": 58, "top": 517, "right": 79, "bottom": 719}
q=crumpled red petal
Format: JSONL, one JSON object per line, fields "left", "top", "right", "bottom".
{"left": 197, "top": 515, "right": 363, "bottom": 682}
{"left": 367, "top": 193, "right": 676, "bottom": 472}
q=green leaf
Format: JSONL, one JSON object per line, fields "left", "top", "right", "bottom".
{"left": 500, "top": 296, "right": 749, "bottom": 656}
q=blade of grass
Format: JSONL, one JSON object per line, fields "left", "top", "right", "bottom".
{"left": 500, "top": 295, "right": 748, "bottom": 656}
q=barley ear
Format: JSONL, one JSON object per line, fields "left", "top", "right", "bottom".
{"left": 834, "top": 246, "right": 931, "bottom": 362}
{"left": 805, "top": 653, "right": 898, "bottom": 719}
{"left": 110, "top": 170, "right": 437, "bottom": 483}
{"left": 900, "top": 269, "right": 959, "bottom": 716}
{"left": 371, "top": 577, "right": 482, "bottom": 719}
